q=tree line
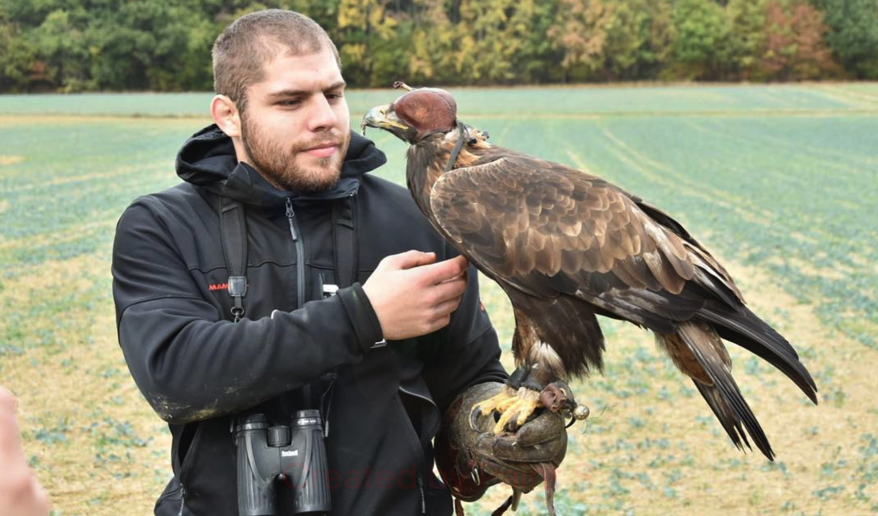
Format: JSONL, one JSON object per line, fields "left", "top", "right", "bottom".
{"left": 1, "top": 0, "right": 877, "bottom": 93}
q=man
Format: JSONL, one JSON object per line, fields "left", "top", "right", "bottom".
{"left": 112, "top": 9, "right": 565, "bottom": 515}
{"left": 0, "top": 387, "right": 50, "bottom": 516}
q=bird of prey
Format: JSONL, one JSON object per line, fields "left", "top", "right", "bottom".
{"left": 362, "top": 84, "right": 818, "bottom": 463}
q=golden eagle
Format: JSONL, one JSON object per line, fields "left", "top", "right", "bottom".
{"left": 362, "top": 85, "right": 817, "bottom": 461}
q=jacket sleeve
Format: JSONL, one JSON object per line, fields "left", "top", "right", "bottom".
{"left": 421, "top": 249, "right": 508, "bottom": 413}
{"left": 112, "top": 202, "right": 384, "bottom": 424}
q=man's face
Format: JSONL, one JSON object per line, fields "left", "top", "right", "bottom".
{"left": 238, "top": 47, "right": 351, "bottom": 194}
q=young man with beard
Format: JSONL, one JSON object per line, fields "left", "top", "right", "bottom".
{"left": 112, "top": 10, "right": 566, "bottom": 516}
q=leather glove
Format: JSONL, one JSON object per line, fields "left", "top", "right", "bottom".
{"left": 435, "top": 382, "right": 567, "bottom": 515}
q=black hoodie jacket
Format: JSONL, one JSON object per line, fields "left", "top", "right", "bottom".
{"left": 112, "top": 125, "right": 506, "bottom": 516}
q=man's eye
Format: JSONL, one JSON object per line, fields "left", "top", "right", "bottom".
{"left": 326, "top": 92, "right": 344, "bottom": 101}
{"left": 278, "top": 99, "right": 301, "bottom": 107}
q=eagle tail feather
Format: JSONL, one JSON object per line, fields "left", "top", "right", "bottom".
{"left": 700, "top": 303, "right": 818, "bottom": 404}
{"left": 664, "top": 322, "right": 775, "bottom": 461}
{"left": 692, "top": 380, "right": 753, "bottom": 453}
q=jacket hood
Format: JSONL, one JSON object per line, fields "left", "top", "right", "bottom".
{"left": 175, "top": 124, "right": 387, "bottom": 206}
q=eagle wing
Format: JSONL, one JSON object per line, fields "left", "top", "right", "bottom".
{"left": 430, "top": 154, "right": 729, "bottom": 329}
{"left": 429, "top": 153, "right": 815, "bottom": 404}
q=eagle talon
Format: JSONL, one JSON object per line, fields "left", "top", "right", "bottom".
{"left": 469, "top": 405, "right": 484, "bottom": 431}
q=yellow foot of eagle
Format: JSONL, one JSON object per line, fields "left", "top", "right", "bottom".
{"left": 470, "top": 369, "right": 590, "bottom": 435}
{"left": 473, "top": 386, "right": 542, "bottom": 435}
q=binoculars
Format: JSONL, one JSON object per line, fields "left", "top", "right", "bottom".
{"left": 235, "top": 411, "right": 331, "bottom": 516}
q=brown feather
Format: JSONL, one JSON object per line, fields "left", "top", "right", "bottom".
{"left": 658, "top": 321, "right": 774, "bottom": 459}
{"left": 392, "top": 119, "right": 816, "bottom": 459}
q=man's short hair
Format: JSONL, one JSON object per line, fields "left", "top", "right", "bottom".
{"left": 212, "top": 9, "right": 341, "bottom": 112}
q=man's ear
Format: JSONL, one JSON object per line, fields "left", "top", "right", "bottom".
{"left": 211, "top": 95, "right": 242, "bottom": 138}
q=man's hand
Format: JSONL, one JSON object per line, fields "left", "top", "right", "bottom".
{"left": 0, "top": 387, "right": 50, "bottom": 516}
{"left": 362, "top": 251, "right": 468, "bottom": 340}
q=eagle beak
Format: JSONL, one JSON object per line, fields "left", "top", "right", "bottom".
{"left": 361, "top": 104, "right": 416, "bottom": 142}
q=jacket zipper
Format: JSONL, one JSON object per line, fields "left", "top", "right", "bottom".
{"left": 400, "top": 386, "right": 433, "bottom": 514}
{"left": 285, "top": 198, "right": 306, "bottom": 308}
{"left": 288, "top": 192, "right": 425, "bottom": 511}
{"left": 417, "top": 474, "right": 426, "bottom": 514}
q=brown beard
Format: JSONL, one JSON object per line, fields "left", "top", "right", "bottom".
{"left": 240, "top": 112, "right": 350, "bottom": 195}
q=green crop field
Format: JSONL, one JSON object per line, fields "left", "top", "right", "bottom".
{"left": 1, "top": 83, "right": 877, "bottom": 516}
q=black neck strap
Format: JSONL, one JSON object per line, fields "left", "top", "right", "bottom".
{"left": 444, "top": 121, "right": 469, "bottom": 174}
{"left": 219, "top": 196, "right": 248, "bottom": 322}
{"left": 332, "top": 195, "right": 358, "bottom": 288}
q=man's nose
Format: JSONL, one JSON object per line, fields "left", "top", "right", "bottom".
{"left": 307, "top": 95, "right": 338, "bottom": 132}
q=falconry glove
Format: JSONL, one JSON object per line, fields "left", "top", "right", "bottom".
{"left": 435, "top": 382, "right": 567, "bottom": 516}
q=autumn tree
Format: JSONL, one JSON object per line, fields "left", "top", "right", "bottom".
{"left": 0, "top": 9, "right": 34, "bottom": 92}
{"left": 406, "top": 0, "right": 457, "bottom": 84}
{"left": 763, "top": 0, "right": 841, "bottom": 80}
{"left": 787, "top": 1, "right": 842, "bottom": 79}
{"left": 669, "top": 0, "right": 730, "bottom": 80}
{"left": 548, "top": 0, "right": 614, "bottom": 81}
{"left": 726, "top": 0, "right": 768, "bottom": 80}
{"left": 548, "top": 0, "right": 674, "bottom": 82}
{"left": 335, "top": 0, "right": 407, "bottom": 87}
{"left": 451, "top": 0, "right": 556, "bottom": 84}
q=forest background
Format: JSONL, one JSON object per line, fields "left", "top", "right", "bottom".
{"left": 2, "top": 0, "right": 878, "bottom": 93}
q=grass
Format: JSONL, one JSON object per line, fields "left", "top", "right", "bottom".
{"left": 1, "top": 83, "right": 877, "bottom": 515}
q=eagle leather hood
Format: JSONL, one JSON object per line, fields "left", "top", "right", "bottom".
{"left": 175, "top": 123, "right": 387, "bottom": 206}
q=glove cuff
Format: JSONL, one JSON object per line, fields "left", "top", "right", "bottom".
{"left": 435, "top": 385, "right": 502, "bottom": 502}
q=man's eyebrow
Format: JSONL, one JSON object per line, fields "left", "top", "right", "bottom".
{"left": 267, "top": 81, "right": 347, "bottom": 99}
{"left": 325, "top": 80, "right": 347, "bottom": 91}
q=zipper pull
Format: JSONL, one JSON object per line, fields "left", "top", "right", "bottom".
{"left": 285, "top": 198, "right": 299, "bottom": 241}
